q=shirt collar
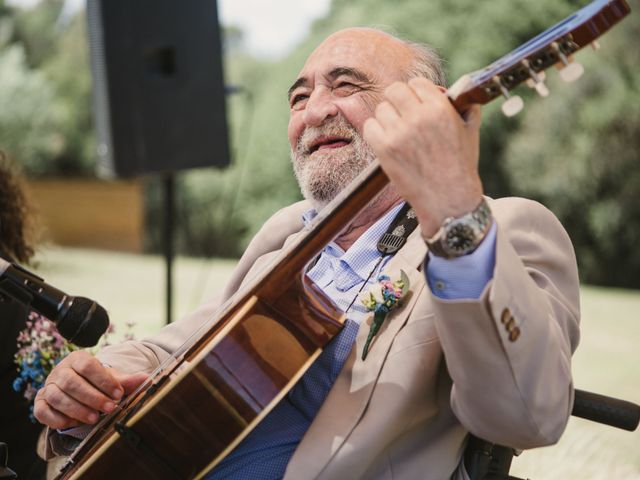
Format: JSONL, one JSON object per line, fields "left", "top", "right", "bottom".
{"left": 302, "top": 202, "right": 405, "bottom": 287}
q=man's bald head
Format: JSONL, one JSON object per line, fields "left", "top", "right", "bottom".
{"left": 287, "top": 28, "right": 446, "bottom": 209}
{"left": 316, "top": 27, "right": 446, "bottom": 87}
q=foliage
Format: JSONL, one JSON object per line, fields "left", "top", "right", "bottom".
{"left": 504, "top": 8, "right": 640, "bottom": 286}
{"left": 11, "top": 0, "right": 64, "bottom": 68}
{"left": 0, "top": 43, "right": 60, "bottom": 171}
{"left": 1, "top": 0, "right": 94, "bottom": 176}
{"left": 38, "top": 10, "right": 95, "bottom": 174}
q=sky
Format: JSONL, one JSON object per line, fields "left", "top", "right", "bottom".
{"left": 219, "top": 0, "right": 331, "bottom": 58}
{"left": 6, "top": 0, "right": 332, "bottom": 59}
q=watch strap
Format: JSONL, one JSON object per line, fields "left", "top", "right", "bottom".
{"left": 426, "top": 198, "right": 493, "bottom": 259}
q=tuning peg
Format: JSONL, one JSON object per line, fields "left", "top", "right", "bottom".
{"left": 493, "top": 76, "right": 524, "bottom": 117}
{"left": 523, "top": 61, "right": 549, "bottom": 97}
{"left": 591, "top": 40, "right": 601, "bottom": 51}
{"left": 501, "top": 96, "right": 524, "bottom": 117}
{"left": 526, "top": 78, "right": 550, "bottom": 97}
{"left": 552, "top": 42, "right": 584, "bottom": 83}
{"left": 558, "top": 62, "right": 584, "bottom": 83}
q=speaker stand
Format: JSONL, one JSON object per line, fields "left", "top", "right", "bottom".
{"left": 163, "top": 173, "right": 175, "bottom": 325}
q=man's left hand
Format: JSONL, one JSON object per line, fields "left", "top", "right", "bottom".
{"left": 363, "top": 78, "right": 483, "bottom": 237}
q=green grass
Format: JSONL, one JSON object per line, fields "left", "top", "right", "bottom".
{"left": 32, "top": 246, "right": 238, "bottom": 342}
{"left": 32, "top": 247, "right": 640, "bottom": 478}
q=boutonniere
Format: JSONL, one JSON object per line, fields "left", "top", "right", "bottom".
{"left": 360, "top": 270, "right": 410, "bottom": 360}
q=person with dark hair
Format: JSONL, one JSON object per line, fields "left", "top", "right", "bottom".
{"left": 0, "top": 153, "right": 36, "bottom": 264}
{"left": 0, "top": 151, "right": 46, "bottom": 479}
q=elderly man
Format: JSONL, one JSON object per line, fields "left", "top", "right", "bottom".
{"left": 35, "top": 28, "right": 580, "bottom": 479}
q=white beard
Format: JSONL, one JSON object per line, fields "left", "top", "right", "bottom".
{"left": 291, "top": 116, "right": 376, "bottom": 210}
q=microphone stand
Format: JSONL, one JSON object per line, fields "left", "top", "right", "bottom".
{"left": 0, "top": 285, "right": 30, "bottom": 480}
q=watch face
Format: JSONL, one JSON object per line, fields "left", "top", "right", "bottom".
{"left": 445, "top": 223, "right": 476, "bottom": 253}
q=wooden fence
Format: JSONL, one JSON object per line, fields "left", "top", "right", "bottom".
{"left": 26, "top": 178, "right": 145, "bottom": 252}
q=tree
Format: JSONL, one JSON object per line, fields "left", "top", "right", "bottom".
{"left": 0, "top": 43, "right": 59, "bottom": 172}
{"left": 504, "top": 11, "right": 640, "bottom": 286}
{"left": 1, "top": 0, "right": 94, "bottom": 175}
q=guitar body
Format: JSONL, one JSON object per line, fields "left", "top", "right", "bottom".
{"left": 57, "top": 276, "right": 345, "bottom": 479}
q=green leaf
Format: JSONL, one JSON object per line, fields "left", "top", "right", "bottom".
{"left": 400, "top": 269, "right": 410, "bottom": 297}
{"left": 361, "top": 310, "right": 388, "bottom": 360}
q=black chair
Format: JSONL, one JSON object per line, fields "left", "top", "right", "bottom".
{"left": 464, "top": 389, "right": 640, "bottom": 480}
{"left": 0, "top": 443, "right": 17, "bottom": 480}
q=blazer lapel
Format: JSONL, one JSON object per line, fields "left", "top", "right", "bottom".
{"left": 285, "top": 230, "right": 427, "bottom": 479}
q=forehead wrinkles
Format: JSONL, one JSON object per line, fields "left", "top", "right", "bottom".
{"left": 297, "top": 33, "right": 410, "bottom": 88}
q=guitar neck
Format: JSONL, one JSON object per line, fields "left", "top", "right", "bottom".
{"left": 448, "top": 0, "right": 630, "bottom": 112}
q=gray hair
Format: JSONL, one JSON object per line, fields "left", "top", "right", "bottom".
{"left": 403, "top": 40, "right": 447, "bottom": 87}
{"left": 363, "top": 25, "right": 447, "bottom": 87}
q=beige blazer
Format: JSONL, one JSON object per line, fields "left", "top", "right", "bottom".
{"left": 47, "top": 196, "right": 581, "bottom": 480}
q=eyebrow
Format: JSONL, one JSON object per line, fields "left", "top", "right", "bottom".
{"left": 287, "top": 77, "right": 307, "bottom": 102}
{"left": 287, "top": 67, "right": 372, "bottom": 101}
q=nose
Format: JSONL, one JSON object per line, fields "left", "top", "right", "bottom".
{"left": 302, "top": 87, "right": 339, "bottom": 127}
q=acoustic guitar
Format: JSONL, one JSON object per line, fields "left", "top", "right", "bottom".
{"left": 54, "top": 0, "right": 631, "bottom": 478}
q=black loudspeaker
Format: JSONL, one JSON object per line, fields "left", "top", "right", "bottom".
{"left": 86, "top": 0, "right": 230, "bottom": 178}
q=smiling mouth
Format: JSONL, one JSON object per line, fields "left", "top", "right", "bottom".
{"left": 308, "top": 137, "right": 352, "bottom": 154}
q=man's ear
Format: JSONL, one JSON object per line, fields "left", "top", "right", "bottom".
{"left": 436, "top": 85, "right": 447, "bottom": 94}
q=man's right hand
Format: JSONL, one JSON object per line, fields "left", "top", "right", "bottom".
{"left": 34, "top": 350, "right": 148, "bottom": 430}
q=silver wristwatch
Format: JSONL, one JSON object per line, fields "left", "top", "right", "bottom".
{"left": 425, "top": 198, "right": 493, "bottom": 259}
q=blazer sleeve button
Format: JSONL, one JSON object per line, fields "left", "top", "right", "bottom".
{"left": 508, "top": 327, "right": 521, "bottom": 342}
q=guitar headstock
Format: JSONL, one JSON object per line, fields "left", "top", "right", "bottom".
{"left": 447, "top": 0, "right": 631, "bottom": 117}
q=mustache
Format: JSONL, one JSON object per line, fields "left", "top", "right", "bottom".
{"left": 296, "top": 118, "right": 358, "bottom": 155}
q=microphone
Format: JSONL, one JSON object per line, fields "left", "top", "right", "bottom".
{"left": 0, "top": 258, "right": 109, "bottom": 347}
